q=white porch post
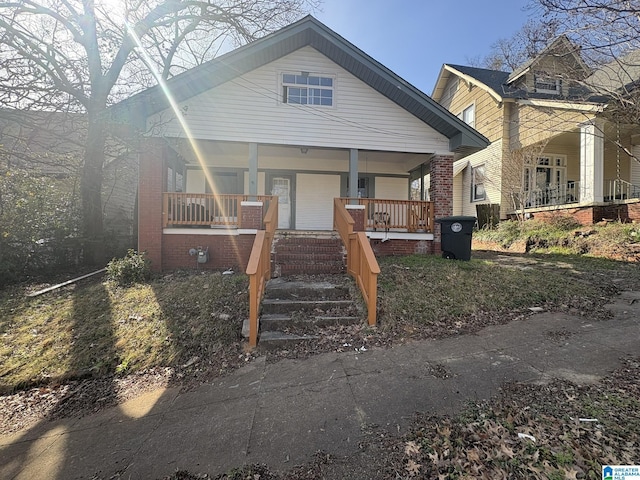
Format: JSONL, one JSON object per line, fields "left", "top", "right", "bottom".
{"left": 248, "top": 143, "right": 258, "bottom": 197}
{"left": 349, "top": 149, "right": 358, "bottom": 203}
{"left": 579, "top": 120, "right": 604, "bottom": 204}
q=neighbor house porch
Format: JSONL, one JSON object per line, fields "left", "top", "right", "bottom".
{"left": 512, "top": 120, "right": 640, "bottom": 223}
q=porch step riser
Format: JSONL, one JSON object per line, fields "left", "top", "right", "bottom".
{"left": 261, "top": 315, "right": 360, "bottom": 331}
{"left": 265, "top": 281, "right": 350, "bottom": 301}
{"left": 262, "top": 299, "right": 354, "bottom": 314}
{"left": 258, "top": 331, "right": 319, "bottom": 350}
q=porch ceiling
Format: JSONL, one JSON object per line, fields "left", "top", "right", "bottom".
{"left": 171, "top": 139, "right": 430, "bottom": 173}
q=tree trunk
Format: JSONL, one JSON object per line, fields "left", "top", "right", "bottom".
{"left": 81, "top": 109, "right": 107, "bottom": 265}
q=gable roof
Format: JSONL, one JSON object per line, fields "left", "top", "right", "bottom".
{"left": 506, "top": 35, "right": 590, "bottom": 84}
{"left": 585, "top": 49, "right": 640, "bottom": 95}
{"left": 432, "top": 36, "right": 595, "bottom": 105}
{"left": 113, "top": 15, "right": 488, "bottom": 154}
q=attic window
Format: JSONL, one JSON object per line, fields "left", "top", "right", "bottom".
{"left": 534, "top": 72, "right": 562, "bottom": 94}
{"left": 282, "top": 73, "right": 334, "bottom": 106}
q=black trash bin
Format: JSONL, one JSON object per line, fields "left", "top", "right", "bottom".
{"left": 436, "top": 216, "right": 476, "bottom": 260}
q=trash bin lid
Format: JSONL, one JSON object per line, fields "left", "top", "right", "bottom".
{"left": 435, "top": 216, "right": 477, "bottom": 223}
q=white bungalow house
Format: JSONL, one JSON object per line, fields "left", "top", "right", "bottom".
{"left": 113, "top": 15, "right": 488, "bottom": 273}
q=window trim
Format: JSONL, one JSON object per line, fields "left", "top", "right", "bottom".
{"left": 281, "top": 72, "right": 335, "bottom": 107}
{"left": 534, "top": 72, "right": 562, "bottom": 95}
{"left": 458, "top": 103, "right": 475, "bottom": 129}
{"left": 471, "top": 164, "right": 486, "bottom": 202}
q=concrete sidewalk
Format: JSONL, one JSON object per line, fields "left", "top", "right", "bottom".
{"left": 2, "top": 290, "right": 639, "bottom": 479}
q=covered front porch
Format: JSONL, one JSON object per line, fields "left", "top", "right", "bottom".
{"left": 514, "top": 120, "right": 640, "bottom": 222}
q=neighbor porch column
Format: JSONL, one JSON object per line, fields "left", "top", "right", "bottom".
{"left": 349, "top": 148, "right": 358, "bottom": 203}
{"left": 138, "top": 138, "right": 166, "bottom": 272}
{"left": 580, "top": 120, "right": 605, "bottom": 204}
{"left": 430, "top": 154, "right": 454, "bottom": 255}
{"left": 248, "top": 142, "right": 258, "bottom": 197}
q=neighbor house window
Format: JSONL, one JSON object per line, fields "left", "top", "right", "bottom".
{"left": 471, "top": 164, "right": 486, "bottom": 201}
{"left": 458, "top": 104, "right": 475, "bottom": 128}
{"left": 282, "top": 73, "right": 334, "bottom": 106}
{"left": 534, "top": 72, "right": 562, "bottom": 94}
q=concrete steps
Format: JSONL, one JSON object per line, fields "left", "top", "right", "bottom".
{"left": 257, "top": 276, "right": 361, "bottom": 350}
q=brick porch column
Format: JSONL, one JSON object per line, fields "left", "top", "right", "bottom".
{"left": 430, "top": 154, "right": 454, "bottom": 254}
{"left": 138, "top": 139, "right": 166, "bottom": 272}
{"left": 346, "top": 205, "right": 365, "bottom": 231}
{"left": 240, "top": 201, "right": 263, "bottom": 230}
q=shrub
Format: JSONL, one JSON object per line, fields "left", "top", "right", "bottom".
{"left": 106, "top": 249, "right": 151, "bottom": 286}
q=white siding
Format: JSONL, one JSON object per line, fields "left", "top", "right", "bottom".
{"left": 295, "top": 173, "right": 341, "bottom": 230}
{"left": 458, "top": 140, "right": 504, "bottom": 217}
{"left": 453, "top": 173, "right": 463, "bottom": 215}
{"left": 375, "top": 177, "right": 407, "bottom": 200}
{"left": 150, "top": 46, "right": 450, "bottom": 154}
{"left": 632, "top": 146, "right": 640, "bottom": 188}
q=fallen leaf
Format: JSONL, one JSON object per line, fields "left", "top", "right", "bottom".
{"left": 404, "top": 441, "right": 421, "bottom": 456}
{"left": 406, "top": 459, "right": 421, "bottom": 477}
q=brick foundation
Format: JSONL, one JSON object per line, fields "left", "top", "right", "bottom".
{"left": 370, "top": 239, "right": 432, "bottom": 256}
{"left": 162, "top": 233, "right": 255, "bottom": 271}
{"left": 530, "top": 200, "right": 640, "bottom": 225}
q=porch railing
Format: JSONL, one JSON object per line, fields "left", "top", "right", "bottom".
{"left": 338, "top": 198, "right": 434, "bottom": 232}
{"left": 605, "top": 179, "right": 640, "bottom": 202}
{"left": 163, "top": 193, "right": 273, "bottom": 228}
{"left": 520, "top": 182, "right": 580, "bottom": 208}
{"left": 334, "top": 198, "right": 380, "bottom": 326}
{"left": 246, "top": 197, "right": 278, "bottom": 347}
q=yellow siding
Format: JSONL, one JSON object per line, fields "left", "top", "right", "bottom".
{"left": 446, "top": 79, "right": 504, "bottom": 142}
{"left": 510, "top": 105, "right": 595, "bottom": 149}
{"left": 458, "top": 140, "right": 504, "bottom": 217}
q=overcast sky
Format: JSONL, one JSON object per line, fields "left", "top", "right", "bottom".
{"left": 315, "top": 0, "right": 533, "bottom": 94}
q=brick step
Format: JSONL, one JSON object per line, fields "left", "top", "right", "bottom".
{"left": 275, "top": 237, "right": 341, "bottom": 245}
{"left": 274, "top": 245, "right": 343, "bottom": 255}
{"left": 275, "top": 253, "right": 344, "bottom": 264}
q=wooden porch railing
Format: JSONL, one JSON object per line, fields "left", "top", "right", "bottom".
{"left": 338, "top": 198, "right": 434, "bottom": 232}
{"left": 334, "top": 198, "right": 380, "bottom": 326}
{"left": 246, "top": 197, "right": 278, "bottom": 347}
{"left": 163, "top": 193, "right": 273, "bottom": 228}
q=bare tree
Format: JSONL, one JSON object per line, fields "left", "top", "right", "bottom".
{"left": 535, "top": 0, "right": 640, "bottom": 132}
{"left": 469, "top": 19, "right": 562, "bottom": 71}
{"left": 0, "top": 0, "right": 318, "bottom": 263}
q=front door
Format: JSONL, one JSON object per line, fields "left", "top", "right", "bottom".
{"left": 271, "top": 176, "right": 292, "bottom": 229}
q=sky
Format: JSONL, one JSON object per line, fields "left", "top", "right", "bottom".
{"left": 315, "top": 0, "right": 533, "bottom": 94}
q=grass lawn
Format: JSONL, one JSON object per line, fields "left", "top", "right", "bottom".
{"left": 2, "top": 249, "right": 639, "bottom": 394}
{"left": 0, "top": 271, "right": 248, "bottom": 393}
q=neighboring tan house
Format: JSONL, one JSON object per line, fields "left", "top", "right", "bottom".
{"left": 431, "top": 35, "right": 640, "bottom": 225}
{"left": 113, "top": 15, "right": 488, "bottom": 273}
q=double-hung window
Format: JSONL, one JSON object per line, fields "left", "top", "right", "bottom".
{"left": 282, "top": 73, "right": 334, "bottom": 106}
{"left": 471, "top": 164, "right": 486, "bottom": 202}
{"left": 458, "top": 104, "right": 475, "bottom": 128}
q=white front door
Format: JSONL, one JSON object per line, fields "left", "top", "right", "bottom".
{"left": 272, "top": 177, "right": 291, "bottom": 229}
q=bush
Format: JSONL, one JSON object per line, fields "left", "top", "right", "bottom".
{"left": 106, "top": 249, "right": 151, "bottom": 286}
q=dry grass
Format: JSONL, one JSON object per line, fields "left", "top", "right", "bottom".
{"left": 0, "top": 271, "right": 248, "bottom": 393}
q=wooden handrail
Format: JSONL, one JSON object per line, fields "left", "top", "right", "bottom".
{"left": 333, "top": 199, "right": 380, "bottom": 326}
{"left": 337, "top": 198, "right": 434, "bottom": 232}
{"left": 246, "top": 197, "right": 278, "bottom": 347}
